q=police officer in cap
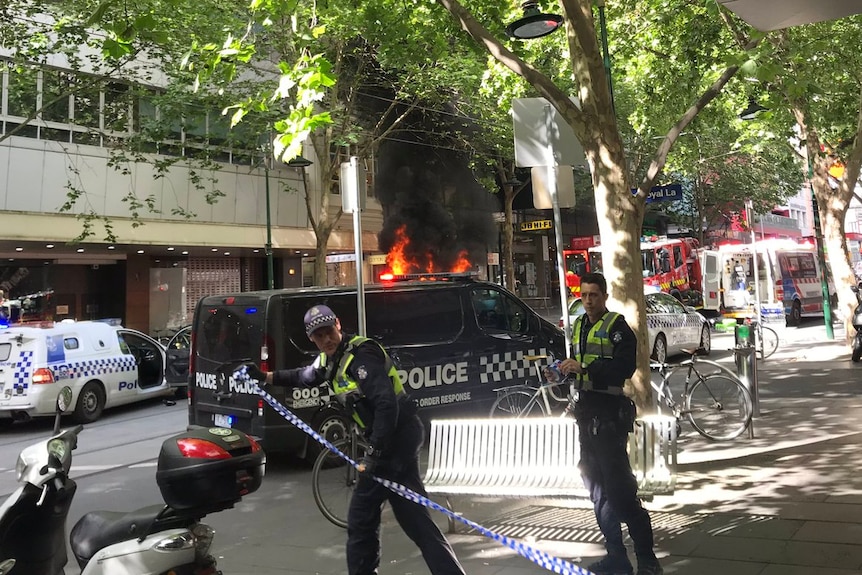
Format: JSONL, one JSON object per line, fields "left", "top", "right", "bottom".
{"left": 555, "top": 273, "right": 662, "bottom": 575}
{"left": 242, "top": 304, "right": 465, "bottom": 575}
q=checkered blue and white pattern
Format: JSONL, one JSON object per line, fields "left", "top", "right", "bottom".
{"left": 54, "top": 356, "right": 138, "bottom": 380}
{"left": 479, "top": 348, "right": 547, "bottom": 384}
{"left": 12, "top": 350, "right": 35, "bottom": 395}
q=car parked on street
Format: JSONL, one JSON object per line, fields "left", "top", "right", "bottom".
{"left": 562, "top": 290, "right": 711, "bottom": 363}
{"left": 0, "top": 319, "right": 173, "bottom": 424}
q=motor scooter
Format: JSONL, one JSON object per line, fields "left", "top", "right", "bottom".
{"left": 0, "top": 386, "right": 77, "bottom": 575}
{"left": 69, "top": 423, "right": 264, "bottom": 575}
{"left": 851, "top": 283, "right": 862, "bottom": 363}
{"left": 0, "top": 386, "right": 265, "bottom": 575}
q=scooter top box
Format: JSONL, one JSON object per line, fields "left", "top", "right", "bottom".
{"left": 156, "top": 426, "right": 265, "bottom": 516}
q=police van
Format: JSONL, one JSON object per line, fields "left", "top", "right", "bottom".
{"left": 0, "top": 320, "right": 173, "bottom": 424}
{"left": 177, "top": 274, "right": 567, "bottom": 459}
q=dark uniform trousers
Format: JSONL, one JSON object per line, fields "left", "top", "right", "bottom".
{"left": 576, "top": 395, "right": 656, "bottom": 560}
{"left": 347, "top": 414, "right": 465, "bottom": 575}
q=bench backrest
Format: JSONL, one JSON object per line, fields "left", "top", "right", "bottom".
{"left": 423, "top": 416, "right": 676, "bottom": 497}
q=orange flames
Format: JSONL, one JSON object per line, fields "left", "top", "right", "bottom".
{"left": 386, "top": 224, "right": 471, "bottom": 275}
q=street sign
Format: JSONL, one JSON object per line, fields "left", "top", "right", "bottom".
{"left": 512, "top": 98, "right": 586, "bottom": 168}
{"left": 487, "top": 252, "right": 500, "bottom": 265}
{"left": 530, "top": 165, "right": 576, "bottom": 209}
{"left": 520, "top": 220, "right": 553, "bottom": 232}
{"left": 633, "top": 183, "right": 683, "bottom": 203}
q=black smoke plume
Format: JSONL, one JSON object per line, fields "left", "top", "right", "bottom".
{"left": 375, "top": 141, "right": 498, "bottom": 273}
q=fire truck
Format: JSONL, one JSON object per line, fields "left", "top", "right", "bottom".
{"left": 563, "top": 235, "right": 601, "bottom": 296}
{"left": 565, "top": 235, "right": 705, "bottom": 307}
{"left": 637, "top": 236, "right": 703, "bottom": 307}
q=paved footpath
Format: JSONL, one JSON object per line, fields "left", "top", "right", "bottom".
{"left": 213, "top": 320, "right": 862, "bottom": 575}
{"left": 385, "top": 322, "right": 862, "bottom": 575}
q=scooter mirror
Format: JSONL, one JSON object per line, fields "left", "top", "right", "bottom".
{"left": 56, "top": 386, "right": 73, "bottom": 413}
{"left": 0, "top": 559, "right": 15, "bottom": 574}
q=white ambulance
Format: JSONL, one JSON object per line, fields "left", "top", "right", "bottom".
{"left": 0, "top": 320, "right": 172, "bottom": 424}
{"left": 700, "top": 239, "right": 836, "bottom": 326}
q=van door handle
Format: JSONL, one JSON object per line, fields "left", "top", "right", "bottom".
{"left": 214, "top": 391, "right": 234, "bottom": 401}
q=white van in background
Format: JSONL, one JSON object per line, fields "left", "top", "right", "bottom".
{"left": 700, "top": 239, "right": 836, "bottom": 326}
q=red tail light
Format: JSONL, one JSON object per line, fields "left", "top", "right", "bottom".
{"left": 175, "top": 438, "right": 231, "bottom": 459}
{"left": 32, "top": 368, "right": 55, "bottom": 384}
{"left": 261, "top": 333, "right": 275, "bottom": 373}
{"left": 379, "top": 272, "right": 394, "bottom": 282}
{"left": 775, "top": 281, "right": 784, "bottom": 302}
{"left": 248, "top": 435, "right": 262, "bottom": 453}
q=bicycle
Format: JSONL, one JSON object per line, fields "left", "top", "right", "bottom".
{"left": 651, "top": 348, "right": 753, "bottom": 441}
{"left": 753, "top": 321, "right": 779, "bottom": 360}
{"left": 311, "top": 423, "right": 370, "bottom": 529}
{"left": 488, "top": 354, "right": 571, "bottom": 417}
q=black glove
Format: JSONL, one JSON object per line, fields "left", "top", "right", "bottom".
{"left": 240, "top": 362, "right": 267, "bottom": 384}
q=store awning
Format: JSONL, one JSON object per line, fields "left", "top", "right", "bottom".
{"left": 718, "top": 0, "right": 862, "bottom": 30}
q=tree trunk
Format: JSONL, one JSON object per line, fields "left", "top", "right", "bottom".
{"left": 503, "top": 183, "right": 517, "bottom": 293}
{"left": 589, "top": 143, "right": 652, "bottom": 411}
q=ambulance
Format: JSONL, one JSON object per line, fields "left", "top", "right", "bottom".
{"left": 700, "top": 239, "right": 836, "bottom": 326}
{"left": 0, "top": 320, "right": 173, "bottom": 424}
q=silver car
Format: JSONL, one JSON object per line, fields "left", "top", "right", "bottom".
{"left": 562, "top": 291, "right": 711, "bottom": 363}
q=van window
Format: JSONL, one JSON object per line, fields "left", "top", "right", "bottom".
{"left": 284, "top": 289, "right": 464, "bottom": 353}
{"left": 0, "top": 343, "right": 10, "bottom": 361}
{"left": 197, "top": 307, "right": 264, "bottom": 364}
{"left": 368, "top": 290, "right": 462, "bottom": 346}
{"left": 471, "top": 288, "right": 529, "bottom": 333}
{"left": 64, "top": 338, "right": 79, "bottom": 350}
{"left": 779, "top": 252, "right": 817, "bottom": 279}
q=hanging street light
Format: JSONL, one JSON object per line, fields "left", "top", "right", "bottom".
{"left": 506, "top": 0, "right": 563, "bottom": 39}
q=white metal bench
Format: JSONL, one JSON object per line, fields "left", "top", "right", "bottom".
{"left": 423, "top": 416, "right": 677, "bottom": 531}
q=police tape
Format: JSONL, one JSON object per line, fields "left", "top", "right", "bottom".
{"left": 231, "top": 366, "right": 594, "bottom": 575}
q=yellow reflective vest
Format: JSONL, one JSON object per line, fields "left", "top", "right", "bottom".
{"left": 572, "top": 311, "right": 624, "bottom": 395}
{"left": 320, "top": 335, "right": 404, "bottom": 428}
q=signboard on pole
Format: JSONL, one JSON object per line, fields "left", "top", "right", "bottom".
{"left": 512, "top": 97, "right": 586, "bottom": 168}
{"left": 633, "top": 183, "right": 683, "bottom": 203}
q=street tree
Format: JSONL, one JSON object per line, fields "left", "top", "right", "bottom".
{"left": 430, "top": 0, "right": 759, "bottom": 408}
{"left": 726, "top": 17, "right": 862, "bottom": 338}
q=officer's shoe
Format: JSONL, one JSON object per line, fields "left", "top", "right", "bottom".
{"left": 586, "top": 554, "right": 634, "bottom": 575}
{"left": 635, "top": 558, "right": 663, "bottom": 575}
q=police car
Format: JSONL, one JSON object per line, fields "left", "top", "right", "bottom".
{"left": 0, "top": 319, "right": 173, "bottom": 424}
{"left": 563, "top": 288, "right": 711, "bottom": 363}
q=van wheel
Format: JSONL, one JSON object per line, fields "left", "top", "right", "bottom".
{"left": 73, "top": 382, "right": 105, "bottom": 424}
{"left": 306, "top": 410, "right": 350, "bottom": 463}
{"left": 786, "top": 301, "right": 802, "bottom": 327}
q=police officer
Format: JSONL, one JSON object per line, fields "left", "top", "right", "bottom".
{"left": 242, "top": 304, "right": 465, "bottom": 575}
{"left": 556, "top": 273, "right": 662, "bottom": 575}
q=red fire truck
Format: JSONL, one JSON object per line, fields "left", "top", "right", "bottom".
{"left": 563, "top": 235, "right": 601, "bottom": 296}
{"left": 638, "top": 236, "right": 703, "bottom": 307}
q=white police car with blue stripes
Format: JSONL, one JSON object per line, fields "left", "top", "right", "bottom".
{"left": 0, "top": 319, "right": 172, "bottom": 424}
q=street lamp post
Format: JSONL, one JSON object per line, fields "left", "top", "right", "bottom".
{"left": 808, "top": 155, "right": 834, "bottom": 339}
{"left": 264, "top": 158, "right": 274, "bottom": 290}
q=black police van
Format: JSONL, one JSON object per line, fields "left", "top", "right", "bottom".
{"left": 180, "top": 274, "right": 566, "bottom": 459}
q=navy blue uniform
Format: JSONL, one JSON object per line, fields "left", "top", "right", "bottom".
{"left": 272, "top": 337, "right": 464, "bottom": 575}
{"left": 573, "top": 314, "right": 658, "bottom": 570}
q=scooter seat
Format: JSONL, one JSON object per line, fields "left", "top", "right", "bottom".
{"left": 70, "top": 504, "right": 193, "bottom": 569}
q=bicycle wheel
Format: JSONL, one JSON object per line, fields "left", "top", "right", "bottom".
{"left": 685, "top": 374, "right": 752, "bottom": 441}
{"left": 312, "top": 436, "right": 370, "bottom": 528}
{"left": 757, "top": 325, "right": 779, "bottom": 359}
{"left": 489, "top": 390, "right": 547, "bottom": 417}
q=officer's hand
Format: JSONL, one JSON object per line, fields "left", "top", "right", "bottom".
{"left": 357, "top": 454, "right": 379, "bottom": 475}
{"left": 559, "top": 358, "right": 582, "bottom": 375}
{"left": 236, "top": 363, "right": 268, "bottom": 385}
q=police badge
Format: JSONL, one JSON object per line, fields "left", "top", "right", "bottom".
{"left": 611, "top": 331, "right": 623, "bottom": 343}
{"left": 356, "top": 366, "right": 368, "bottom": 380}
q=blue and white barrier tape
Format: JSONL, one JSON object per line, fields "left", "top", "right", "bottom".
{"left": 231, "top": 366, "right": 593, "bottom": 575}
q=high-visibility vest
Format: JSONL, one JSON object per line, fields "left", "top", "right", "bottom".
{"left": 320, "top": 335, "right": 404, "bottom": 427}
{"left": 572, "top": 311, "right": 624, "bottom": 395}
